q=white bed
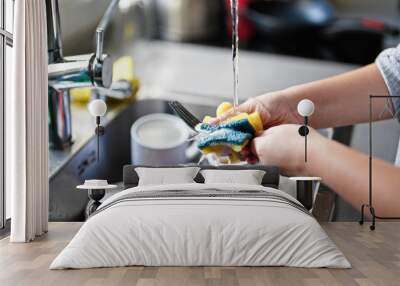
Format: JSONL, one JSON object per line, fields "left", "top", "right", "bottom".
{"left": 50, "top": 183, "right": 350, "bottom": 269}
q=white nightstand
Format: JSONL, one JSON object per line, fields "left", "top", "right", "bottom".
{"left": 289, "top": 177, "right": 322, "bottom": 211}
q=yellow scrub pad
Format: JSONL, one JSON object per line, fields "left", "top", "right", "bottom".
{"left": 113, "top": 56, "right": 135, "bottom": 82}
{"left": 70, "top": 87, "right": 92, "bottom": 103}
{"left": 70, "top": 56, "right": 140, "bottom": 104}
{"left": 216, "top": 102, "right": 234, "bottom": 117}
{"left": 207, "top": 102, "right": 263, "bottom": 133}
{"left": 224, "top": 112, "right": 263, "bottom": 134}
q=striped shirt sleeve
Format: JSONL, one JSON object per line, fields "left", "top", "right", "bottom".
{"left": 376, "top": 45, "right": 400, "bottom": 118}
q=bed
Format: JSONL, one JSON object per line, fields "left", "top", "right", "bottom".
{"left": 50, "top": 165, "right": 350, "bottom": 269}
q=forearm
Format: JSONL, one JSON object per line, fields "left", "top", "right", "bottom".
{"left": 281, "top": 64, "right": 390, "bottom": 128}
{"left": 306, "top": 135, "right": 400, "bottom": 217}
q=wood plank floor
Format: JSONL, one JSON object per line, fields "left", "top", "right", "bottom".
{"left": 0, "top": 222, "right": 399, "bottom": 286}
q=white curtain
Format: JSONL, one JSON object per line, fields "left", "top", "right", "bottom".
{"left": 7, "top": 0, "right": 49, "bottom": 242}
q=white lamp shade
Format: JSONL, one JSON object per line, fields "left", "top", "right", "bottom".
{"left": 88, "top": 99, "right": 107, "bottom": 117}
{"left": 297, "top": 99, "right": 315, "bottom": 117}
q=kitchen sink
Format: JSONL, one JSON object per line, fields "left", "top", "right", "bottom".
{"left": 49, "top": 99, "right": 215, "bottom": 221}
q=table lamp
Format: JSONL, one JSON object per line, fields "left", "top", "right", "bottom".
{"left": 297, "top": 99, "right": 315, "bottom": 162}
{"left": 88, "top": 99, "right": 107, "bottom": 162}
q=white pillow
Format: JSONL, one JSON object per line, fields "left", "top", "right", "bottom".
{"left": 135, "top": 167, "right": 200, "bottom": 186}
{"left": 200, "top": 169, "right": 266, "bottom": 185}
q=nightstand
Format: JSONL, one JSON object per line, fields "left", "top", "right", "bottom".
{"left": 289, "top": 177, "right": 322, "bottom": 211}
{"left": 77, "top": 180, "right": 117, "bottom": 219}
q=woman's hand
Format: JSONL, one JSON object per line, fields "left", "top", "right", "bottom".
{"left": 210, "top": 91, "right": 301, "bottom": 129}
{"left": 250, "top": 125, "right": 324, "bottom": 176}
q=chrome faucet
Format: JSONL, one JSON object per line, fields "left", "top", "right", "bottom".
{"left": 47, "top": 0, "right": 119, "bottom": 87}
{"left": 46, "top": 0, "right": 120, "bottom": 149}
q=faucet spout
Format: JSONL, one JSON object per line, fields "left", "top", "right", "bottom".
{"left": 46, "top": 0, "right": 121, "bottom": 149}
{"left": 46, "top": 0, "right": 64, "bottom": 63}
{"left": 46, "top": 0, "right": 120, "bottom": 89}
{"left": 96, "top": 0, "right": 120, "bottom": 62}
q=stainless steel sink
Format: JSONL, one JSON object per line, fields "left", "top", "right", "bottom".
{"left": 49, "top": 99, "right": 215, "bottom": 221}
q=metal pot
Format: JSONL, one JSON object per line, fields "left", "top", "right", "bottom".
{"left": 156, "top": 0, "right": 220, "bottom": 41}
{"left": 130, "top": 113, "right": 194, "bottom": 165}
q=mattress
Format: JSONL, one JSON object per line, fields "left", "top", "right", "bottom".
{"left": 50, "top": 183, "right": 350, "bottom": 269}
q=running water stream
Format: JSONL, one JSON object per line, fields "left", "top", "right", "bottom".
{"left": 197, "top": 0, "right": 241, "bottom": 165}
{"left": 231, "top": 0, "right": 239, "bottom": 111}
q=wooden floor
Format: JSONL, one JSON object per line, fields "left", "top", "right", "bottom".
{"left": 0, "top": 222, "right": 399, "bottom": 286}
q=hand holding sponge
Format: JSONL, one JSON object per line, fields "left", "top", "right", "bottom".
{"left": 195, "top": 102, "right": 263, "bottom": 163}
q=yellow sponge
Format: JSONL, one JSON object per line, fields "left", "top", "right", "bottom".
{"left": 113, "top": 56, "right": 135, "bottom": 82}
{"left": 203, "top": 102, "right": 263, "bottom": 133}
{"left": 225, "top": 112, "right": 263, "bottom": 133}
{"left": 70, "top": 87, "right": 92, "bottom": 103}
{"left": 216, "top": 102, "right": 233, "bottom": 117}
{"left": 70, "top": 56, "right": 139, "bottom": 104}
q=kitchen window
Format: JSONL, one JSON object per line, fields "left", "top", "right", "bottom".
{"left": 0, "top": 0, "right": 13, "bottom": 231}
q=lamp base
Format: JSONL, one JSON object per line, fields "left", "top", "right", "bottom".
{"left": 298, "top": 126, "right": 309, "bottom": 136}
{"left": 296, "top": 181, "right": 313, "bottom": 211}
{"left": 359, "top": 204, "right": 376, "bottom": 231}
{"left": 85, "top": 189, "right": 106, "bottom": 219}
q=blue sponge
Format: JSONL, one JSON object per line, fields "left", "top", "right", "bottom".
{"left": 195, "top": 119, "right": 255, "bottom": 150}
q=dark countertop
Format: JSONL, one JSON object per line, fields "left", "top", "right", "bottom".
{"left": 48, "top": 103, "right": 128, "bottom": 178}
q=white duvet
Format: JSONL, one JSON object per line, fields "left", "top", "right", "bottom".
{"left": 50, "top": 183, "right": 350, "bottom": 269}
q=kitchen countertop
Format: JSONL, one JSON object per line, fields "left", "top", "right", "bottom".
{"left": 49, "top": 41, "right": 357, "bottom": 178}
{"left": 130, "top": 40, "right": 357, "bottom": 102}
